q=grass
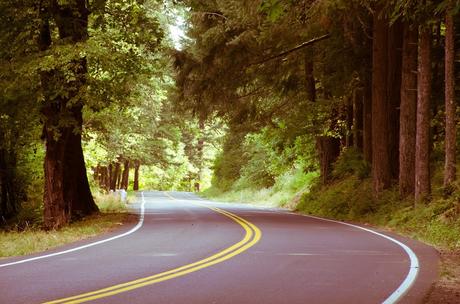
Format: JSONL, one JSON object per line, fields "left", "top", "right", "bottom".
{"left": 203, "top": 170, "right": 318, "bottom": 208}
{"left": 0, "top": 192, "right": 134, "bottom": 258}
{"left": 296, "top": 175, "right": 460, "bottom": 250}
{"left": 205, "top": 155, "right": 460, "bottom": 250}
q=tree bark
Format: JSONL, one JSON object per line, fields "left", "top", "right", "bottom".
{"left": 415, "top": 26, "right": 432, "bottom": 202}
{"left": 111, "top": 162, "right": 120, "bottom": 191}
{"left": 40, "top": 0, "right": 98, "bottom": 229}
{"left": 133, "top": 160, "right": 140, "bottom": 191}
{"left": 353, "top": 88, "right": 364, "bottom": 150}
{"left": 345, "top": 96, "right": 354, "bottom": 148}
{"left": 305, "top": 53, "right": 316, "bottom": 103}
{"left": 399, "top": 23, "right": 418, "bottom": 198}
{"left": 99, "top": 166, "right": 107, "bottom": 190}
{"left": 372, "top": 10, "right": 391, "bottom": 195}
{"left": 316, "top": 137, "right": 341, "bottom": 184}
{"left": 121, "top": 160, "right": 130, "bottom": 190}
{"left": 0, "top": 149, "right": 18, "bottom": 221}
{"left": 444, "top": 12, "right": 456, "bottom": 187}
{"left": 363, "top": 78, "right": 372, "bottom": 163}
{"left": 116, "top": 162, "right": 122, "bottom": 190}
{"left": 108, "top": 163, "right": 113, "bottom": 190}
{"left": 387, "top": 20, "right": 403, "bottom": 179}
{"left": 195, "top": 118, "right": 205, "bottom": 192}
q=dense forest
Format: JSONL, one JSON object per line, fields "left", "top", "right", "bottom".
{"left": 1, "top": 0, "right": 460, "bottom": 240}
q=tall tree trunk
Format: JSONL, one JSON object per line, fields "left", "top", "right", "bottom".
{"left": 444, "top": 12, "right": 456, "bottom": 187}
{"left": 305, "top": 52, "right": 316, "bottom": 103}
{"left": 0, "top": 149, "right": 18, "bottom": 221}
{"left": 305, "top": 51, "right": 341, "bottom": 182}
{"left": 195, "top": 118, "right": 205, "bottom": 192}
{"left": 387, "top": 20, "right": 403, "bottom": 179}
{"left": 111, "top": 162, "right": 120, "bottom": 191}
{"left": 316, "top": 137, "right": 341, "bottom": 184}
{"left": 116, "top": 162, "right": 122, "bottom": 190}
{"left": 42, "top": 102, "right": 98, "bottom": 227}
{"left": 40, "top": 0, "right": 98, "bottom": 229}
{"left": 108, "top": 163, "right": 113, "bottom": 190}
{"left": 353, "top": 88, "right": 364, "bottom": 150}
{"left": 99, "top": 166, "right": 107, "bottom": 190}
{"left": 363, "top": 78, "right": 372, "bottom": 163}
{"left": 345, "top": 96, "right": 354, "bottom": 148}
{"left": 372, "top": 10, "right": 391, "bottom": 195}
{"left": 121, "top": 160, "right": 130, "bottom": 190}
{"left": 399, "top": 23, "right": 418, "bottom": 198}
{"left": 415, "top": 26, "right": 432, "bottom": 202}
{"left": 133, "top": 160, "right": 140, "bottom": 191}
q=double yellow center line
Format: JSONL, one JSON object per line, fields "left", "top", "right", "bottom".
{"left": 44, "top": 192, "right": 262, "bottom": 304}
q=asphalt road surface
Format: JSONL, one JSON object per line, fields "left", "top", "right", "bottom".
{"left": 0, "top": 191, "right": 438, "bottom": 304}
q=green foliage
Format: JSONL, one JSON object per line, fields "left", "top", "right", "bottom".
{"left": 297, "top": 174, "right": 460, "bottom": 250}
{"left": 204, "top": 168, "right": 318, "bottom": 207}
{"left": 0, "top": 213, "right": 127, "bottom": 257}
{"left": 93, "top": 192, "right": 128, "bottom": 213}
{"left": 332, "top": 147, "right": 371, "bottom": 179}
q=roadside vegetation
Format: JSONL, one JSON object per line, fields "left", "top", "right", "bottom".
{"left": 1, "top": 0, "right": 460, "bottom": 299}
{"left": 0, "top": 193, "right": 130, "bottom": 258}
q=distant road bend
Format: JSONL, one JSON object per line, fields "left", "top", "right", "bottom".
{"left": 0, "top": 191, "right": 438, "bottom": 304}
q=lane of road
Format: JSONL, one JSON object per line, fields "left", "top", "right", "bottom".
{"left": 0, "top": 191, "right": 438, "bottom": 303}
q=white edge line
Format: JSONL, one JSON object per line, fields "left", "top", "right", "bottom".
{"left": 187, "top": 193, "right": 419, "bottom": 304}
{"left": 0, "top": 192, "right": 146, "bottom": 268}
{"left": 293, "top": 214, "right": 419, "bottom": 304}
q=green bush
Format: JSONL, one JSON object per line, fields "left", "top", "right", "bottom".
{"left": 297, "top": 174, "right": 460, "bottom": 250}
{"left": 332, "top": 147, "right": 370, "bottom": 179}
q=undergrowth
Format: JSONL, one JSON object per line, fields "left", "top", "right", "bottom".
{"left": 0, "top": 192, "right": 132, "bottom": 258}
{"left": 296, "top": 150, "right": 460, "bottom": 251}
{"left": 203, "top": 169, "right": 318, "bottom": 207}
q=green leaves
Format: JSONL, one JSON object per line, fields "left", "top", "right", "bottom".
{"left": 259, "top": 0, "right": 285, "bottom": 22}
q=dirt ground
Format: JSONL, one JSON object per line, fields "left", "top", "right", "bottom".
{"left": 424, "top": 250, "right": 460, "bottom": 303}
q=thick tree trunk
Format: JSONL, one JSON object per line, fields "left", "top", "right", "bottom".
{"left": 372, "top": 11, "right": 391, "bottom": 195}
{"left": 387, "top": 21, "right": 403, "bottom": 179}
{"left": 316, "top": 137, "right": 341, "bottom": 184}
{"left": 399, "top": 23, "right": 418, "bottom": 198}
{"left": 40, "top": 0, "right": 98, "bottom": 229}
{"left": 444, "top": 13, "right": 456, "bottom": 187}
{"left": 42, "top": 103, "right": 98, "bottom": 228}
{"left": 415, "top": 27, "right": 432, "bottom": 202}
{"left": 133, "top": 160, "right": 140, "bottom": 191}
{"left": 121, "top": 160, "right": 130, "bottom": 190}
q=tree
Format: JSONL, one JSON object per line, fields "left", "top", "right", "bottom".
{"left": 371, "top": 7, "right": 391, "bottom": 195}
{"left": 39, "top": 0, "right": 98, "bottom": 228}
{"left": 444, "top": 9, "right": 456, "bottom": 188}
{"left": 399, "top": 23, "right": 418, "bottom": 197}
{"left": 415, "top": 26, "right": 432, "bottom": 202}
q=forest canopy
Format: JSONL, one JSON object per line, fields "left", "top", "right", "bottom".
{"left": 1, "top": 0, "right": 459, "bottom": 229}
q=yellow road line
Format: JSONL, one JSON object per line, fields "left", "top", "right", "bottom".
{"left": 43, "top": 192, "right": 262, "bottom": 304}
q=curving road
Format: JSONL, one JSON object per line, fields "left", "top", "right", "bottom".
{"left": 0, "top": 191, "right": 438, "bottom": 304}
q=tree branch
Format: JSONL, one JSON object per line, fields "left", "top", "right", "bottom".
{"left": 252, "top": 34, "right": 331, "bottom": 65}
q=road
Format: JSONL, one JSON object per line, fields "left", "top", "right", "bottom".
{"left": 0, "top": 191, "right": 438, "bottom": 304}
